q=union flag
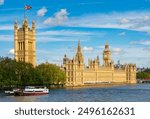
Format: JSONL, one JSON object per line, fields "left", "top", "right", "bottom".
{"left": 25, "top": 5, "right": 32, "bottom": 10}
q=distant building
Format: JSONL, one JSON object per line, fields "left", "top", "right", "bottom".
{"left": 63, "top": 40, "right": 136, "bottom": 86}
{"left": 14, "top": 18, "right": 36, "bottom": 67}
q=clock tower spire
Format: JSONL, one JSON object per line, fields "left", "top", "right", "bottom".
{"left": 103, "top": 41, "right": 112, "bottom": 67}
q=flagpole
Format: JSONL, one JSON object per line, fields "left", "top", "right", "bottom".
{"left": 24, "top": 0, "right": 26, "bottom": 19}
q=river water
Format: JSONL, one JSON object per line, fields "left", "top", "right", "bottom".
{"left": 0, "top": 84, "right": 150, "bottom": 102}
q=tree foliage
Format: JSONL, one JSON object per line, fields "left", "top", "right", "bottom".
{"left": 36, "top": 63, "right": 66, "bottom": 86}
{"left": 137, "top": 72, "right": 150, "bottom": 79}
{"left": 0, "top": 57, "right": 66, "bottom": 89}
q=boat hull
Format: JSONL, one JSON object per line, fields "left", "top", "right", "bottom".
{"left": 14, "top": 91, "right": 49, "bottom": 96}
{"left": 23, "top": 92, "right": 49, "bottom": 96}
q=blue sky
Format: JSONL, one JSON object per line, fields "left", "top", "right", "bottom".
{"left": 0, "top": 0, "right": 150, "bottom": 67}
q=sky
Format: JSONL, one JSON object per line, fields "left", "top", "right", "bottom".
{"left": 0, "top": 0, "right": 150, "bottom": 68}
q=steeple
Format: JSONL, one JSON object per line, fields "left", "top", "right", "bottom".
{"left": 22, "top": 18, "right": 28, "bottom": 28}
{"left": 105, "top": 40, "right": 109, "bottom": 49}
{"left": 32, "top": 20, "right": 35, "bottom": 29}
{"left": 77, "top": 40, "right": 81, "bottom": 53}
{"left": 97, "top": 55, "right": 100, "bottom": 65}
{"left": 14, "top": 19, "right": 18, "bottom": 29}
{"left": 75, "top": 39, "right": 84, "bottom": 64}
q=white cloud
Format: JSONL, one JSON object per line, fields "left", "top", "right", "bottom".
{"left": 36, "top": 36, "right": 90, "bottom": 42}
{"left": 52, "top": 58, "right": 62, "bottom": 63}
{"left": 120, "top": 18, "right": 129, "bottom": 24}
{"left": 44, "top": 9, "right": 68, "bottom": 26}
{"left": 130, "top": 40, "right": 150, "bottom": 46}
{"left": 83, "top": 46, "right": 94, "bottom": 52}
{"left": 36, "top": 37, "right": 76, "bottom": 42}
{"left": 0, "top": 25, "right": 13, "bottom": 30}
{"left": 0, "top": 35, "right": 13, "bottom": 41}
{"left": 0, "top": 0, "right": 4, "bottom": 5}
{"left": 144, "top": 16, "right": 150, "bottom": 21}
{"left": 8, "top": 49, "right": 14, "bottom": 55}
{"left": 112, "top": 48, "right": 125, "bottom": 55}
{"left": 117, "top": 46, "right": 150, "bottom": 67}
{"left": 37, "top": 7, "right": 47, "bottom": 17}
{"left": 144, "top": 47, "right": 150, "bottom": 51}
{"left": 37, "top": 10, "right": 150, "bottom": 35}
{"left": 65, "top": 11, "right": 150, "bottom": 34}
{"left": 119, "top": 32, "right": 126, "bottom": 36}
{"left": 97, "top": 45, "right": 105, "bottom": 49}
{"left": 37, "top": 30, "right": 92, "bottom": 36}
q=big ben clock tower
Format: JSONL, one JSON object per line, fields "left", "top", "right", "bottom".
{"left": 103, "top": 42, "right": 112, "bottom": 67}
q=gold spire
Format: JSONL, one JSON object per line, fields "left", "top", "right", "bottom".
{"left": 105, "top": 40, "right": 109, "bottom": 49}
{"left": 75, "top": 39, "right": 83, "bottom": 63}
{"left": 77, "top": 39, "right": 81, "bottom": 53}
{"left": 22, "top": 17, "right": 28, "bottom": 27}
{"left": 32, "top": 20, "right": 35, "bottom": 24}
{"left": 14, "top": 18, "right": 17, "bottom": 24}
{"left": 32, "top": 20, "right": 35, "bottom": 29}
{"left": 14, "top": 18, "right": 18, "bottom": 29}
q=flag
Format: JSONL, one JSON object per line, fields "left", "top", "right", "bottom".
{"left": 25, "top": 5, "right": 32, "bottom": 10}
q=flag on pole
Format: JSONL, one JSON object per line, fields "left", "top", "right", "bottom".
{"left": 25, "top": 5, "right": 32, "bottom": 10}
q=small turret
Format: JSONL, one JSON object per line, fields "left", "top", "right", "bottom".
{"left": 14, "top": 19, "right": 18, "bottom": 29}
{"left": 22, "top": 18, "right": 28, "bottom": 28}
{"left": 32, "top": 20, "right": 35, "bottom": 30}
{"left": 63, "top": 54, "right": 68, "bottom": 65}
{"left": 97, "top": 56, "right": 100, "bottom": 65}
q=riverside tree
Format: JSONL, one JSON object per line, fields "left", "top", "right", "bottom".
{"left": 36, "top": 63, "right": 66, "bottom": 86}
{"left": 0, "top": 57, "right": 66, "bottom": 89}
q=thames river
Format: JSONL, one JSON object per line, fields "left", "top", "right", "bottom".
{"left": 0, "top": 84, "right": 150, "bottom": 102}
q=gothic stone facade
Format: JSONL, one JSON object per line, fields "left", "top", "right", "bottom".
{"left": 63, "top": 41, "right": 136, "bottom": 86}
{"left": 14, "top": 19, "right": 36, "bottom": 67}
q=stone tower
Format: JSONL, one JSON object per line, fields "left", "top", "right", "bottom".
{"left": 14, "top": 18, "right": 36, "bottom": 67}
{"left": 63, "top": 40, "right": 84, "bottom": 86}
{"left": 103, "top": 42, "right": 112, "bottom": 67}
{"left": 125, "top": 64, "right": 137, "bottom": 83}
{"left": 74, "top": 40, "right": 84, "bottom": 85}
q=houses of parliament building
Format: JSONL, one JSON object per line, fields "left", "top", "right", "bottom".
{"left": 63, "top": 41, "right": 136, "bottom": 86}
{"left": 13, "top": 19, "right": 136, "bottom": 87}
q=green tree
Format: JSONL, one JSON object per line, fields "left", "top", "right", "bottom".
{"left": 0, "top": 57, "right": 66, "bottom": 89}
{"left": 137, "top": 72, "right": 150, "bottom": 79}
{"left": 36, "top": 63, "right": 66, "bottom": 86}
{"left": 0, "top": 58, "right": 17, "bottom": 88}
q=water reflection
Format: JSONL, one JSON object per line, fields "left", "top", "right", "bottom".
{"left": 14, "top": 96, "right": 38, "bottom": 102}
